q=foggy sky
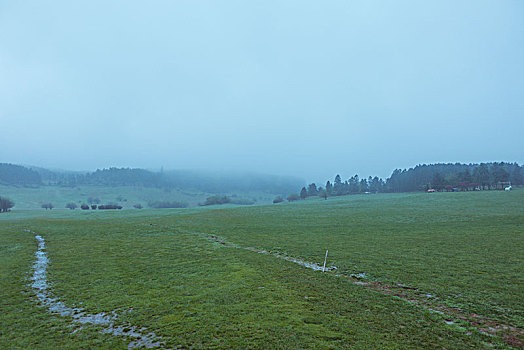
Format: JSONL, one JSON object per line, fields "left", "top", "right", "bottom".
{"left": 1, "top": 1, "right": 523, "bottom": 183}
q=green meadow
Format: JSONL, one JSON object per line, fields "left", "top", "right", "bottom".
{"left": 1, "top": 189, "right": 523, "bottom": 348}
{"left": 0, "top": 184, "right": 274, "bottom": 209}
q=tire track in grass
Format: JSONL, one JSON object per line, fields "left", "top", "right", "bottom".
{"left": 26, "top": 230, "right": 167, "bottom": 349}
{"left": 192, "top": 230, "right": 523, "bottom": 348}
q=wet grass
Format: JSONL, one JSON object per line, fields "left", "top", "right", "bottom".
{"left": 1, "top": 189, "right": 522, "bottom": 348}
{"left": 174, "top": 190, "right": 524, "bottom": 330}
{"left": 0, "top": 184, "right": 274, "bottom": 210}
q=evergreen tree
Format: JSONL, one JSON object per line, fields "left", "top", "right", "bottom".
{"left": 432, "top": 172, "right": 445, "bottom": 191}
{"left": 490, "top": 163, "right": 510, "bottom": 187}
{"left": 473, "top": 163, "right": 490, "bottom": 189}
{"left": 333, "top": 175, "right": 343, "bottom": 195}
{"left": 300, "top": 187, "right": 308, "bottom": 199}
{"left": 325, "top": 181, "right": 333, "bottom": 196}
{"left": 360, "top": 178, "right": 368, "bottom": 193}
{"left": 307, "top": 183, "right": 318, "bottom": 196}
{"left": 369, "top": 176, "right": 382, "bottom": 193}
{"left": 348, "top": 175, "right": 359, "bottom": 193}
{"left": 511, "top": 165, "right": 523, "bottom": 185}
{"left": 458, "top": 169, "right": 472, "bottom": 183}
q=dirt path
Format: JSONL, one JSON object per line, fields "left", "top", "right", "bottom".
{"left": 27, "top": 230, "right": 166, "bottom": 349}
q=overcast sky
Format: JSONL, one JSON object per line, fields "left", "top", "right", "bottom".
{"left": 1, "top": 1, "right": 523, "bottom": 182}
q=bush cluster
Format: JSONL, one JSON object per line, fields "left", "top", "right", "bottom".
{"left": 272, "top": 196, "right": 284, "bottom": 204}
{"left": 98, "top": 204, "right": 123, "bottom": 210}
{"left": 0, "top": 196, "right": 15, "bottom": 212}
{"left": 202, "top": 195, "right": 231, "bottom": 206}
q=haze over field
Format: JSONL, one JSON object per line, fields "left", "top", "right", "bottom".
{"left": 1, "top": 1, "right": 523, "bottom": 181}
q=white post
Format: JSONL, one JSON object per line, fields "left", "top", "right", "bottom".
{"left": 322, "top": 250, "right": 329, "bottom": 272}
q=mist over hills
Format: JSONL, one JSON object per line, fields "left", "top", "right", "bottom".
{"left": 0, "top": 163, "right": 304, "bottom": 196}
{"left": 1, "top": 161, "right": 522, "bottom": 196}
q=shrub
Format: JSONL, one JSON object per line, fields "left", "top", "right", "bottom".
{"left": 41, "top": 203, "right": 54, "bottom": 210}
{"left": 65, "top": 202, "right": 77, "bottom": 210}
{"left": 202, "top": 195, "right": 231, "bottom": 206}
{"left": 0, "top": 196, "right": 15, "bottom": 212}
{"left": 273, "top": 196, "right": 284, "bottom": 204}
{"left": 98, "top": 204, "right": 123, "bottom": 210}
{"left": 286, "top": 194, "right": 299, "bottom": 202}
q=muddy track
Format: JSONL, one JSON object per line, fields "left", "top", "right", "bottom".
{"left": 198, "top": 231, "right": 524, "bottom": 348}
{"left": 26, "top": 230, "right": 167, "bottom": 349}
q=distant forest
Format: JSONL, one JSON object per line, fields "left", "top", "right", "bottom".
{"left": 0, "top": 164, "right": 302, "bottom": 195}
{"left": 0, "top": 162, "right": 521, "bottom": 197}
{"left": 300, "top": 162, "right": 522, "bottom": 199}
{"left": 0, "top": 164, "right": 42, "bottom": 186}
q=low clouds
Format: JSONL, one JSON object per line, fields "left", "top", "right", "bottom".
{"left": 1, "top": 1, "right": 523, "bottom": 181}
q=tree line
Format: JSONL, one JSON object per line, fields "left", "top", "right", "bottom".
{"left": 387, "top": 162, "right": 521, "bottom": 192}
{"left": 292, "top": 174, "right": 386, "bottom": 201}
{"left": 0, "top": 163, "right": 42, "bottom": 186}
{"left": 1, "top": 165, "right": 302, "bottom": 195}
{"left": 286, "top": 162, "right": 522, "bottom": 202}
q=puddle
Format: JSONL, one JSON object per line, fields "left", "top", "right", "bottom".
{"left": 240, "top": 246, "right": 339, "bottom": 272}
{"left": 352, "top": 281, "right": 368, "bottom": 286}
{"left": 279, "top": 254, "right": 337, "bottom": 271}
{"left": 428, "top": 308, "right": 444, "bottom": 315}
{"left": 30, "top": 233, "right": 165, "bottom": 349}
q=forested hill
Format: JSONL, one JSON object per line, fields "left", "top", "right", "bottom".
{"left": 0, "top": 163, "right": 42, "bottom": 186}
{"left": 34, "top": 167, "right": 160, "bottom": 187}
{"left": 3, "top": 162, "right": 522, "bottom": 195}
{"left": 2, "top": 165, "right": 303, "bottom": 195}
{"left": 84, "top": 168, "right": 162, "bottom": 187}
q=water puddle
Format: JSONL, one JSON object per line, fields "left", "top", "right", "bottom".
{"left": 280, "top": 254, "right": 337, "bottom": 271}
{"left": 30, "top": 233, "right": 165, "bottom": 349}
{"left": 240, "top": 246, "right": 339, "bottom": 272}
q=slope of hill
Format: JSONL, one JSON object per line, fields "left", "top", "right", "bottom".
{"left": 0, "top": 163, "right": 42, "bottom": 186}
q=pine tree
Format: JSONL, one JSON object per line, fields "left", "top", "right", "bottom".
{"left": 432, "top": 172, "right": 445, "bottom": 191}
{"left": 511, "top": 165, "right": 523, "bottom": 185}
{"left": 300, "top": 187, "right": 308, "bottom": 199}
{"left": 307, "top": 183, "right": 318, "bottom": 196}
{"left": 325, "top": 181, "right": 333, "bottom": 196}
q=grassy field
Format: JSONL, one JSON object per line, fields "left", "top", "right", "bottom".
{"left": 1, "top": 189, "right": 523, "bottom": 348}
{"left": 0, "top": 184, "right": 275, "bottom": 209}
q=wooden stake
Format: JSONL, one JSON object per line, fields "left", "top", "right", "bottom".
{"left": 322, "top": 250, "right": 329, "bottom": 272}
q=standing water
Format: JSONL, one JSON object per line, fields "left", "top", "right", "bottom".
{"left": 29, "top": 232, "right": 165, "bottom": 349}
